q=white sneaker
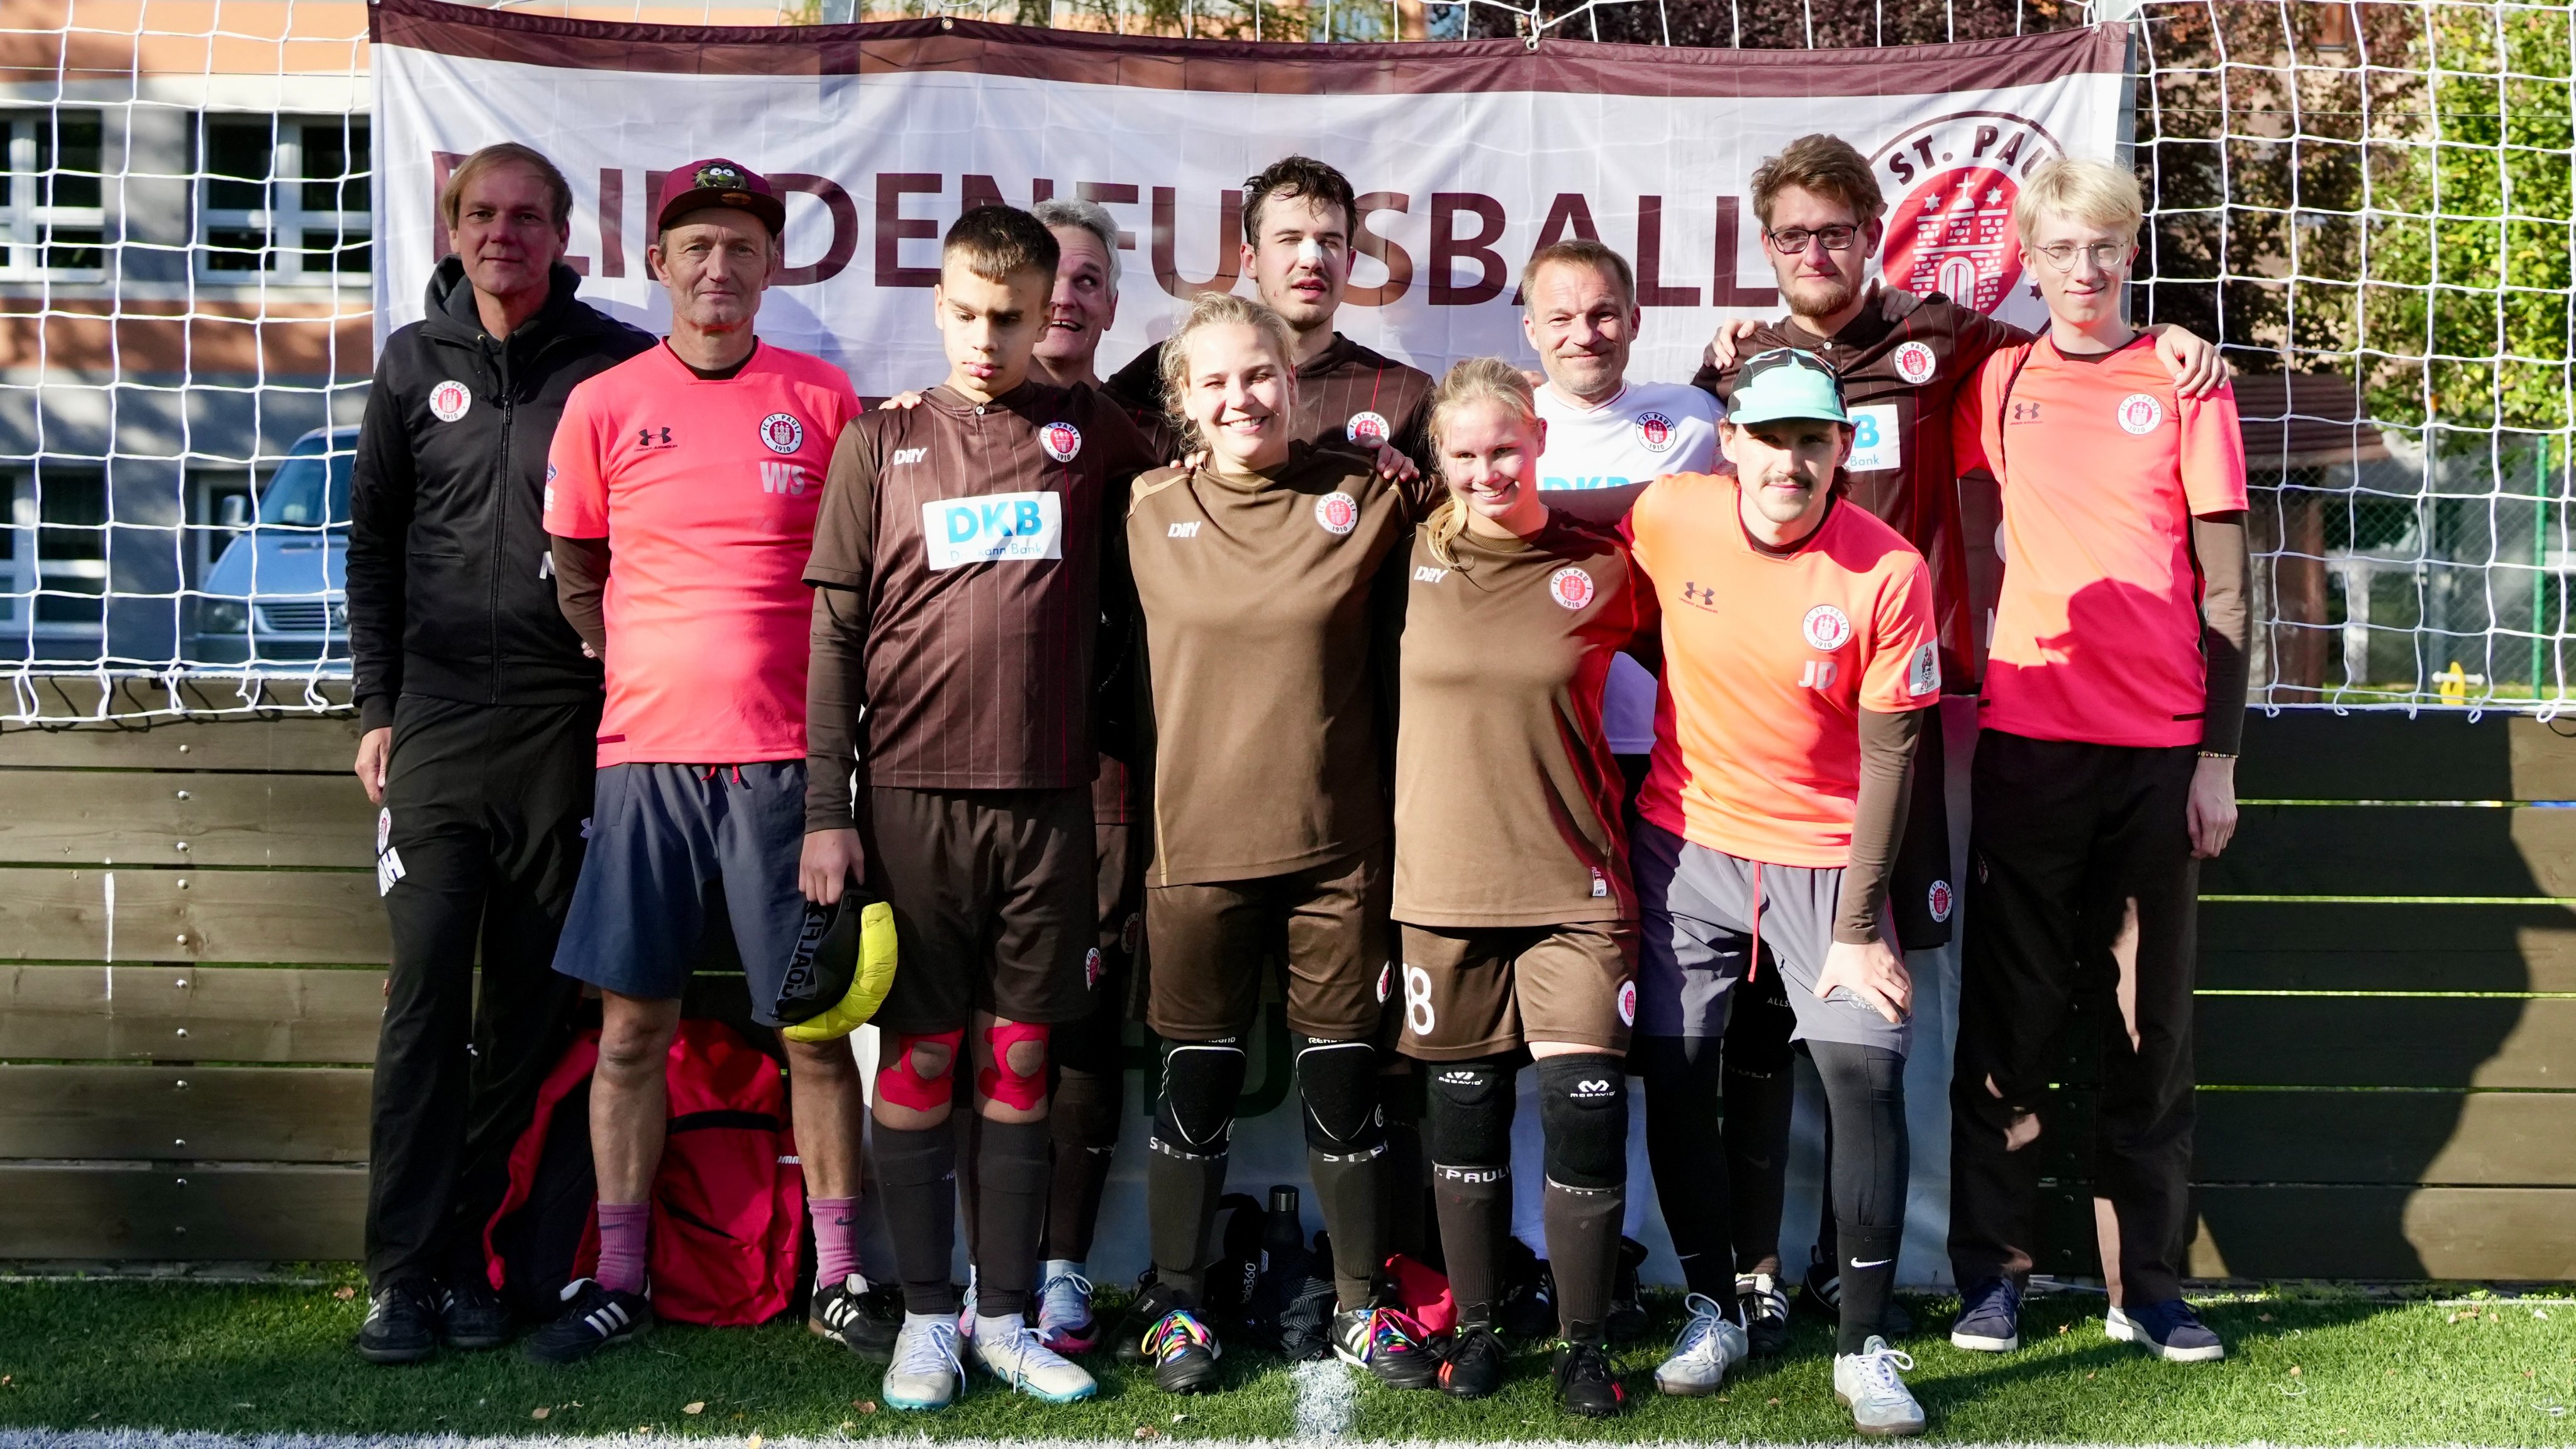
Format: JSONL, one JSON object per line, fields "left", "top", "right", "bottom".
{"left": 973, "top": 1311, "right": 1099, "bottom": 1402}
{"left": 1833, "top": 1334, "right": 1926, "bottom": 1436}
{"left": 1036, "top": 1261, "right": 1099, "bottom": 1355}
{"left": 882, "top": 1311, "right": 965, "bottom": 1411}
{"left": 1653, "top": 1291, "right": 1749, "bottom": 1396}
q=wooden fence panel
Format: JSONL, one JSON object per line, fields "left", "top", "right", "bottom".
{"left": 0, "top": 1162, "right": 367, "bottom": 1259}
{"left": 0, "top": 772, "right": 374, "bottom": 869}
{"left": 0, "top": 868, "right": 389, "bottom": 965}
{"left": 0, "top": 965, "right": 384, "bottom": 1064}
{"left": 0, "top": 1066, "right": 370, "bottom": 1161}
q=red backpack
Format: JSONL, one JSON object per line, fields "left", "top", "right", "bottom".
{"left": 485, "top": 1019, "right": 805, "bottom": 1327}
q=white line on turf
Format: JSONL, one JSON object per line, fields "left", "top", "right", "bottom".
{"left": 1291, "top": 1358, "right": 1357, "bottom": 1440}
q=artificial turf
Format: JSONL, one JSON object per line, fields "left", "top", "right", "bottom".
{"left": 1, "top": 1274, "right": 2572, "bottom": 1443}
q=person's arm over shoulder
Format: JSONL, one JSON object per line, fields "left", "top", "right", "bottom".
{"left": 1102, "top": 343, "right": 1165, "bottom": 418}
{"left": 1949, "top": 344, "right": 2020, "bottom": 485}
{"left": 345, "top": 353, "right": 417, "bottom": 733}
{"left": 1616, "top": 530, "right": 1664, "bottom": 676}
{"left": 2179, "top": 379, "right": 2252, "bottom": 755}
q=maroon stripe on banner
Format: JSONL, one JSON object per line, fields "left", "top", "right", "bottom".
{"left": 370, "top": 0, "right": 2124, "bottom": 98}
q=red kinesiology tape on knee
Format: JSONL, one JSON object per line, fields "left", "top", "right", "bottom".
{"left": 875, "top": 1028, "right": 964, "bottom": 1111}
{"left": 977, "top": 1019, "right": 1050, "bottom": 1111}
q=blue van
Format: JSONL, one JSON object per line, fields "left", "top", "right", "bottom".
{"left": 191, "top": 425, "right": 358, "bottom": 666}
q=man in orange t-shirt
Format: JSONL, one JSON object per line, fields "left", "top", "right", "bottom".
{"left": 528, "top": 160, "right": 872, "bottom": 1366}
{"left": 1943, "top": 160, "right": 2250, "bottom": 1367}
{"left": 1626, "top": 349, "right": 1938, "bottom": 1435}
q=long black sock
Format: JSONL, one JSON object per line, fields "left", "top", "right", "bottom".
{"left": 1045, "top": 1067, "right": 1121, "bottom": 1262}
{"left": 1148, "top": 1039, "right": 1246, "bottom": 1306}
{"left": 974, "top": 1116, "right": 1051, "bottom": 1319}
{"left": 1635, "top": 1035, "right": 1738, "bottom": 1313}
{"left": 1810, "top": 1040, "right": 1909, "bottom": 1354}
{"left": 1431, "top": 1163, "right": 1508, "bottom": 1327}
{"left": 1309, "top": 1146, "right": 1385, "bottom": 1309}
{"left": 872, "top": 1121, "right": 961, "bottom": 1315}
{"left": 1721, "top": 974, "right": 1798, "bottom": 1279}
{"left": 1543, "top": 1180, "right": 1621, "bottom": 1343}
{"left": 1379, "top": 1063, "right": 1433, "bottom": 1266}
{"left": 1145, "top": 1145, "right": 1223, "bottom": 1305}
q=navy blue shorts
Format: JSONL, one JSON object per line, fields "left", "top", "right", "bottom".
{"left": 552, "top": 761, "right": 808, "bottom": 1024}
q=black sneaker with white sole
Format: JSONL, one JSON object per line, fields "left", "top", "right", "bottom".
{"left": 523, "top": 1279, "right": 653, "bottom": 1365}
{"left": 357, "top": 1280, "right": 438, "bottom": 1365}
{"left": 810, "top": 1273, "right": 902, "bottom": 1360}
{"left": 436, "top": 1271, "right": 513, "bottom": 1352}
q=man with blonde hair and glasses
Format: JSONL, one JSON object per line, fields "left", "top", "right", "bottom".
{"left": 1943, "top": 156, "right": 2248, "bottom": 1366}
{"left": 347, "top": 141, "right": 650, "bottom": 1365}
{"left": 1685, "top": 133, "right": 2228, "bottom": 1362}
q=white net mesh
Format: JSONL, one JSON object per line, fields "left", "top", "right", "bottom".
{"left": 1, "top": 0, "right": 2568, "bottom": 719}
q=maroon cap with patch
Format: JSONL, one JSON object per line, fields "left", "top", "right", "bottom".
{"left": 655, "top": 158, "right": 786, "bottom": 235}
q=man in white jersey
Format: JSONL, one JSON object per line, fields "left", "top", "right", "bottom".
{"left": 1523, "top": 239, "right": 1721, "bottom": 796}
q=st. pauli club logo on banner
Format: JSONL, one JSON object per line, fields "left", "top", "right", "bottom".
{"left": 1874, "top": 112, "right": 2068, "bottom": 317}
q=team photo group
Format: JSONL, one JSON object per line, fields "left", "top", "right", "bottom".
{"left": 347, "top": 118, "right": 2248, "bottom": 1436}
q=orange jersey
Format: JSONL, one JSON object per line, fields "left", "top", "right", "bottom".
{"left": 1955, "top": 336, "right": 2248, "bottom": 748}
{"left": 1628, "top": 474, "right": 1940, "bottom": 868}
{"left": 545, "top": 341, "right": 859, "bottom": 767}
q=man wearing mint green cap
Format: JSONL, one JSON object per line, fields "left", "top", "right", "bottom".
{"left": 1619, "top": 347, "right": 1941, "bottom": 1433}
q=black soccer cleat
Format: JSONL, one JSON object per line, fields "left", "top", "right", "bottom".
{"left": 1332, "top": 1305, "right": 1442, "bottom": 1390}
{"left": 1739, "top": 1272, "right": 1792, "bottom": 1357}
{"left": 1143, "top": 1306, "right": 1225, "bottom": 1394}
{"left": 523, "top": 1279, "right": 653, "bottom": 1365}
{"left": 357, "top": 1279, "right": 438, "bottom": 1365}
{"left": 1438, "top": 1323, "right": 1506, "bottom": 1399}
{"left": 1114, "top": 1275, "right": 1194, "bottom": 1365}
{"left": 810, "top": 1272, "right": 903, "bottom": 1361}
{"left": 436, "top": 1270, "right": 513, "bottom": 1352}
{"left": 1552, "top": 1338, "right": 1629, "bottom": 1418}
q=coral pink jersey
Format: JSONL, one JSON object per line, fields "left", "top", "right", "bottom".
{"left": 545, "top": 341, "right": 857, "bottom": 767}
{"left": 1629, "top": 473, "right": 1941, "bottom": 869}
{"left": 1955, "top": 336, "right": 2248, "bottom": 748}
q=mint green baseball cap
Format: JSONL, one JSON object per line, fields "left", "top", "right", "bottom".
{"left": 1728, "top": 347, "right": 1850, "bottom": 426}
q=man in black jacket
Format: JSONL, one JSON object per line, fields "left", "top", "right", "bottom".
{"left": 346, "top": 142, "right": 652, "bottom": 1364}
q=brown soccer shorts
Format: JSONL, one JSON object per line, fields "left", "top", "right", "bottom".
{"left": 862, "top": 784, "right": 1092, "bottom": 1034}
{"left": 1392, "top": 920, "right": 1638, "bottom": 1061}
{"left": 1144, "top": 843, "right": 1389, "bottom": 1043}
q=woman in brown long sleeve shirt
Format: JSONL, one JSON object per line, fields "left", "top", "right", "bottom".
{"left": 1116, "top": 291, "right": 1444, "bottom": 1395}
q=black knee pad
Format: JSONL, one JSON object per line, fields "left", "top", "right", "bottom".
{"left": 1537, "top": 1053, "right": 1628, "bottom": 1190}
{"left": 1152, "top": 1037, "right": 1246, "bottom": 1159}
{"left": 1423, "top": 1056, "right": 1516, "bottom": 1167}
{"left": 1294, "top": 1036, "right": 1385, "bottom": 1158}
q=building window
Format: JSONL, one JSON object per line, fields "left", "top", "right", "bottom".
{"left": 1, "top": 469, "right": 108, "bottom": 645}
{"left": 195, "top": 114, "right": 370, "bottom": 284}
{"left": 0, "top": 111, "right": 108, "bottom": 280}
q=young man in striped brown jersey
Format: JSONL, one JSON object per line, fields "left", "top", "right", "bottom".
{"left": 1685, "top": 135, "right": 2225, "bottom": 1358}
{"left": 1106, "top": 155, "right": 1433, "bottom": 464}
{"left": 801, "top": 205, "right": 1161, "bottom": 1410}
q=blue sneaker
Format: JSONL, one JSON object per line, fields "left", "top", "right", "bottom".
{"left": 1948, "top": 1277, "right": 2021, "bottom": 1352}
{"left": 2107, "top": 1299, "right": 2224, "bottom": 1362}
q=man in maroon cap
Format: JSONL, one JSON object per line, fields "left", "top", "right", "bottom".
{"left": 525, "top": 159, "right": 872, "bottom": 1365}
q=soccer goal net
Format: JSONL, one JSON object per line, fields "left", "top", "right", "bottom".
{"left": 0, "top": 0, "right": 2565, "bottom": 719}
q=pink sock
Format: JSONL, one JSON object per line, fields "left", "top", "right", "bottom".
{"left": 596, "top": 1201, "right": 650, "bottom": 1294}
{"left": 811, "top": 1196, "right": 862, "bottom": 1288}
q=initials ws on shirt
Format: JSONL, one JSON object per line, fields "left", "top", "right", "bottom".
{"left": 543, "top": 340, "right": 858, "bottom": 768}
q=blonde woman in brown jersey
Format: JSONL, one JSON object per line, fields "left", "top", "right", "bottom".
{"left": 1116, "top": 292, "right": 1445, "bottom": 1395}
{"left": 1393, "top": 359, "right": 1655, "bottom": 1418}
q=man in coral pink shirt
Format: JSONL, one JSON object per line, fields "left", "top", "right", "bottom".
{"left": 1943, "top": 159, "right": 2250, "bottom": 1367}
{"left": 529, "top": 160, "right": 876, "bottom": 1365}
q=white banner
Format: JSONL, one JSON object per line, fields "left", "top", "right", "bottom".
{"left": 374, "top": 1, "right": 2128, "bottom": 396}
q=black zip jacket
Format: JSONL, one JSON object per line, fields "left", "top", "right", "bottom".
{"left": 347, "top": 258, "right": 653, "bottom": 732}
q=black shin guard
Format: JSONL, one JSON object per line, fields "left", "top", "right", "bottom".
{"left": 1810, "top": 1040, "right": 1909, "bottom": 1354}
{"left": 1424, "top": 1057, "right": 1516, "bottom": 1327}
{"left": 1297, "top": 1036, "right": 1387, "bottom": 1308}
{"left": 1046, "top": 1067, "right": 1121, "bottom": 1262}
{"left": 973, "top": 1116, "right": 1052, "bottom": 1319}
{"left": 1538, "top": 1053, "right": 1628, "bottom": 1341}
{"left": 872, "top": 1121, "right": 962, "bottom": 1315}
{"left": 1148, "top": 1038, "right": 1245, "bottom": 1303}
{"left": 1635, "top": 1035, "right": 1738, "bottom": 1309}
{"left": 1380, "top": 1062, "right": 1433, "bottom": 1265}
